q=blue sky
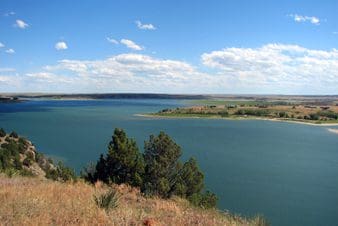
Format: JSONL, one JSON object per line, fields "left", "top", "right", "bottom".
{"left": 0, "top": 0, "right": 338, "bottom": 94}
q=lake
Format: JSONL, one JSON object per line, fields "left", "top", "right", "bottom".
{"left": 1, "top": 99, "right": 338, "bottom": 226}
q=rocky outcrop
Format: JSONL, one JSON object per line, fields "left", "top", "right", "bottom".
{"left": 0, "top": 132, "right": 55, "bottom": 178}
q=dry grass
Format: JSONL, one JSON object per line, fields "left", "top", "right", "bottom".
{"left": 0, "top": 175, "right": 263, "bottom": 226}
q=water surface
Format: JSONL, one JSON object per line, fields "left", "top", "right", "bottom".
{"left": 1, "top": 99, "right": 338, "bottom": 226}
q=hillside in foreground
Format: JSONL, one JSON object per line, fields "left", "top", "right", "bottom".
{"left": 0, "top": 128, "right": 267, "bottom": 225}
{"left": 0, "top": 175, "right": 265, "bottom": 226}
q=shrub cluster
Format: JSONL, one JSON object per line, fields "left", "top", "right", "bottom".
{"left": 235, "top": 109, "right": 270, "bottom": 116}
{"left": 83, "top": 128, "right": 217, "bottom": 209}
{"left": 0, "top": 129, "right": 31, "bottom": 176}
{"left": 0, "top": 128, "right": 75, "bottom": 181}
{"left": 45, "top": 161, "right": 77, "bottom": 182}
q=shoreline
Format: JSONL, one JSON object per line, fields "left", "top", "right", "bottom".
{"left": 136, "top": 114, "right": 338, "bottom": 127}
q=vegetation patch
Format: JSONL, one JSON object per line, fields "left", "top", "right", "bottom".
{"left": 151, "top": 99, "right": 338, "bottom": 124}
{"left": 94, "top": 188, "right": 120, "bottom": 211}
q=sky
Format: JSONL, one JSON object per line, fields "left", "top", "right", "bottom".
{"left": 0, "top": 0, "right": 338, "bottom": 94}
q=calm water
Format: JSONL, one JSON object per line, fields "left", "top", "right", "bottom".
{"left": 1, "top": 99, "right": 338, "bottom": 226}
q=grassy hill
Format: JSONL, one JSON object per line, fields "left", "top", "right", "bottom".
{"left": 0, "top": 175, "right": 266, "bottom": 225}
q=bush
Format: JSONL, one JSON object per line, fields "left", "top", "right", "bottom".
{"left": 309, "top": 113, "right": 319, "bottom": 120}
{"left": 188, "top": 191, "right": 218, "bottom": 209}
{"left": 94, "top": 189, "right": 119, "bottom": 212}
{"left": 46, "top": 161, "right": 76, "bottom": 182}
{"left": 235, "top": 109, "right": 270, "bottom": 116}
{"left": 278, "top": 112, "right": 287, "bottom": 118}
{"left": 23, "top": 157, "right": 33, "bottom": 167}
{"left": 218, "top": 111, "right": 229, "bottom": 117}
{"left": 318, "top": 111, "right": 338, "bottom": 120}
{"left": 0, "top": 128, "right": 6, "bottom": 137}
{"left": 81, "top": 162, "right": 97, "bottom": 183}
{"left": 9, "top": 131, "right": 18, "bottom": 138}
{"left": 252, "top": 215, "right": 270, "bottom": 226}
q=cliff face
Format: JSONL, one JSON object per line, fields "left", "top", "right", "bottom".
{"left": 0, "top": 132, "right": 55, "bottom": 178}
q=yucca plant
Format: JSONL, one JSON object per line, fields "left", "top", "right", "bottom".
{"left": 94, "top": 188, "right": 120, "bottom": 211}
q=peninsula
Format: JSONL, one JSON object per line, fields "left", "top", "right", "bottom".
{"left": 146, "top": 96, "right": 338, "bottom": 125}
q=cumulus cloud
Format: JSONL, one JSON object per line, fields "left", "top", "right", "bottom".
{"left": 5, "top": 48, "right": 15, "bottom": 54}
{"left": 55, "top": 42, "right": 68, "bottom": 50}
{"left": 35, "top": 53, "right": 213, "bottom": 93}
{"left": 15, "top": 19, "right": 29, "bottom": 29}
{"left": 201, "top": 44, "right": 338, "bottom": 93}
{"left": 0, "top": 42, "right": 4, "bottom": 48}
{"left": 106, "top": 37, "right": 119, "bottom": 44}
{"left": 120, "top": 39, "right": 143, "bottom": 50}
{"left": 0, "top": 74, "right": 22, "bottom": 90}
{"left": 4, "top": 44, "right": 338, "bottom": 94}
{"left": 26, "top": 72, "right": 74, "bottom": 84}
{"left": 135, "top": 20, "right": 156, "bottom": 30}
{"left": 288, "top": 14, "right": 320, "bottom": 25}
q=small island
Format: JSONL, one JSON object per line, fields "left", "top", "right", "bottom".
{"left": 146, "top": 97, "right": 338, "bottom": 125}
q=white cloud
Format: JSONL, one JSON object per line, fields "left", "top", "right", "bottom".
{"left": 0, "top": 42, "right": 4, "bottom": 48}
{"left": 0, "top": 74, "right": 22, "bottom": 90}
{"left": 135, "top": 20, "right": 156, "bottom": 30}
{"left": 55, "top": 42, "right": 68, "bottom": 50}
{"left": 289, "top": 14, "right": 320, "bottom": 25}
{"left": 4, "top": 11, "right": 15, "bottom": 16}
{"left": 26, "top": 72, "right": 74, "bottom": 84}
{"left": 15, "top": 19, "right": 29, "bottom": 29}
{"left": 120, "top": 39, "right": 144, "bottom": 50}
{"left": 106, "top": 37, "right": 118, "bottom": 44}
{"left": 3, "top": 44, "right": 338, "bottom": 94}
{"left": 5, "top": 49, "right": 15, "bottom": 54}
{"left": 0, "top": 68, "right": 16, "bottom": 72}
{"left": 201, "top": 44, "right": 338, "bottom": 93}
{"left": 36, "top": 53, "right": 212, "bottom": 93}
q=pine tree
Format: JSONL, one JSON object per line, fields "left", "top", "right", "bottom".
{"left": 180, "top": 157, "right": 204, "bottom": 197}
{"left": 104, "top": 128, "right": 144, "bottom": 186}
{"left": 143, "top": 131, "right": 182, "bottom": 197}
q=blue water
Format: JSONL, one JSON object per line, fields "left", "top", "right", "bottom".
{"left": 1, "top": 99, "right": 338, "bottom": 226}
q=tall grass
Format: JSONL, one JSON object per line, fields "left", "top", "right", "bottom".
{"left": 0, "top": 175, "right": 267, "bottom": 225}
{"left": 94, "top": 188, "right": 119, "bottom": 211}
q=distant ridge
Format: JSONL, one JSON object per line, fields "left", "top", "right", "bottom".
{"left": 13, "top": 93, "right": 211, "bottom": 100}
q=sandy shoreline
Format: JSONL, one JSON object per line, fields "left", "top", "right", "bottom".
{"left": 136, "top": 114, "right": 338, "bottom": 127}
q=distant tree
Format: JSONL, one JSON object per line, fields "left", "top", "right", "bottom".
{"left": 309, "top": 113, "right": 319, "bottom": 120}
{"left": 278, "top": 112, "right": 286, "bottom": 118}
